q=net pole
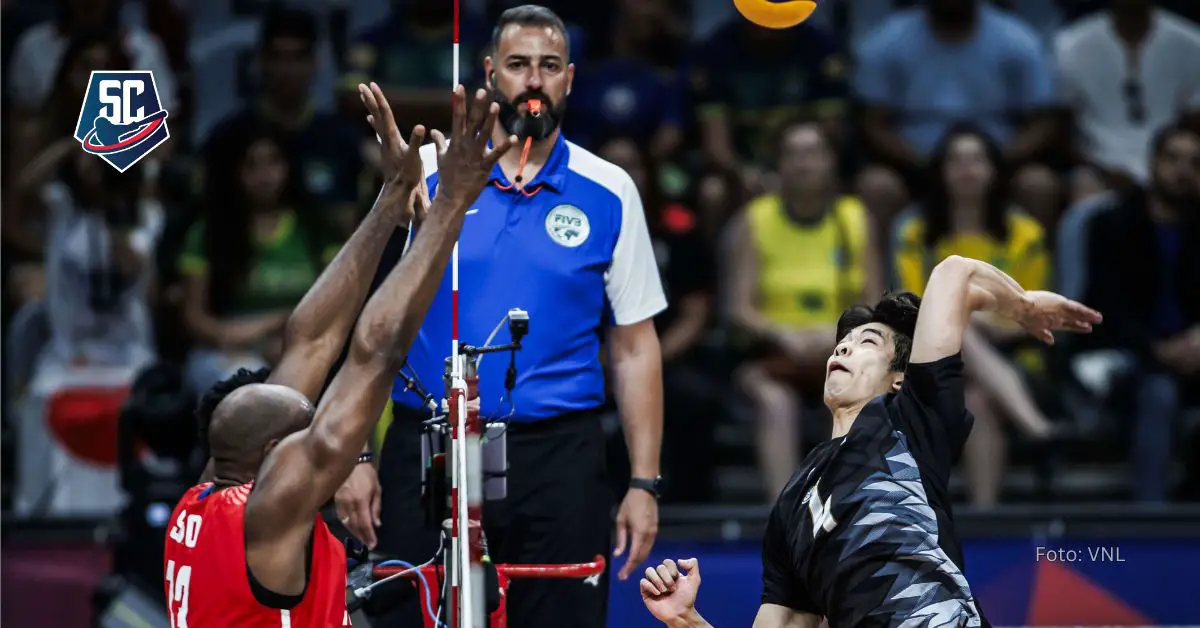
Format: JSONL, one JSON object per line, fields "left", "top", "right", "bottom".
{"left": 450, "top": 0, "right": 460, "bottom": 364}
{"left": 447, "top": 0, "right": 485, "bottom": 625}
{"left": 448, "top": 0, "right": 461, "bottom": 620}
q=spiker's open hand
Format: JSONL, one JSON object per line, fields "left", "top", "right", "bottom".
{"left": 1016, "top": 291, "right": 1103, "bottom": 345}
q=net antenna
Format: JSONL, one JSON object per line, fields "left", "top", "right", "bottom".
{"left": 447, "top": 0, "right": 486, "bottom": 623}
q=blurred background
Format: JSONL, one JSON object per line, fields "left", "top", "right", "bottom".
{"left": 2, "top": 0, "right": 1199, "bottom": 625}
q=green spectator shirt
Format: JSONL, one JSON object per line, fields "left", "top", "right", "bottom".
{"left": 179, "top": 212, "right": 339, "bottom": 316}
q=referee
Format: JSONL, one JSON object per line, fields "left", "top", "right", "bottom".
{"left": 339, "top": 6, "right": 668, "bottom": 627}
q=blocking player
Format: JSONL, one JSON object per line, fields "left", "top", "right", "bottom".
{"left": 639, "top": 255, "right": 1101, "bottom": 627}
{"left": 162, "top": 86, "right": 515, "bottom": 627}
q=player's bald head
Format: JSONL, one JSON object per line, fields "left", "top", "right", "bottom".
{"left": 209, "top": 383, "right": 313, "bottom": 480}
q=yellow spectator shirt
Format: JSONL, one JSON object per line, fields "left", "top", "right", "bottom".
{"left": 747, "top": 194, "right": 869, "bottom": 327}
{"left": 892, "top": 208, "right": 1049, "bottom": 371}
{"left": 892, "top": 209, "right": 1048, "bottom": 294}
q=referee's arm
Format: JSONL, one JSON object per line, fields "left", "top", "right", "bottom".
{"left": 607, "top": 175, "right": 669, "bottom": 581}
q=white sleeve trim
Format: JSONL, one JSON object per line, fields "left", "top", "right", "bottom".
{"left": 604, "top": 174, "right": 667, "bottom": 326}
{"left": 398, "top": 142, "right": 440, "bottom": 254}
{"left": 418, "top": 141, "right": 440, "bottom": 178}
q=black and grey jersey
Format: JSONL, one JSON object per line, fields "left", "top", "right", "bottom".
{"left": 761, "top": 354, "right": 986, "bottom": 627}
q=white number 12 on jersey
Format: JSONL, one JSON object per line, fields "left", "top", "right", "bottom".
{"left": 807, "top": 486, "right": 837, "bottom": 538}
{"left": 165, "top": 559, "right": 192, "bottom": 627}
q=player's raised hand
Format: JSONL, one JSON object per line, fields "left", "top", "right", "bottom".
{"left": 1016, "top": 291, "right": 1103, "bottom": 345}
{"left": 640, "top": 558, "right": 701, "bottom": 623}
{"left": 430, "top": 85, "right": 517, "bottom": 206}
{"left": 359, "top": 82, "right": 426, "bottom": 189}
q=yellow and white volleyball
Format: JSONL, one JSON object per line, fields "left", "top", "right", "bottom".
{"left": 734, "top": 0, "right": 818, "bottom": 29}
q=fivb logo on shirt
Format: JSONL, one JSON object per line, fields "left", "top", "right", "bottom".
{"left": 74, "top": 71, "right": 170, "bottom": 172}
{"left": 545, "top": 204, "right": 590, "bottom": 248}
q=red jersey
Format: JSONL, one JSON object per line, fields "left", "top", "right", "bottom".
{"left": 163, "top": 483, "right": 351, "bottom": 627}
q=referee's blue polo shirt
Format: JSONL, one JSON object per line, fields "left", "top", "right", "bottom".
{"left": 391, "top": 134, "right": 667, "bottom": 422}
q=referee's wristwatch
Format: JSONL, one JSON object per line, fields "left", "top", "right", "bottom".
{"left": 629, "top": 476, "right": 663, "bottom": 500}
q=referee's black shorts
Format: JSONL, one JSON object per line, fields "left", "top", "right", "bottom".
{"left": 370, "top": 402, "right": 613, "bottom": 628}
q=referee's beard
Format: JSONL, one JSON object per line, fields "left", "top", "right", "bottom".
{"left": 493, "top": 88, "right": 566, "bottom": 142}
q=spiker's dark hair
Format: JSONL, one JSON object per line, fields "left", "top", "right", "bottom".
{"left": 835, "top": 292, "right": 922, "bottom": 372}
{"left": 195, "top": 367, "right": 271, "bottom": 458}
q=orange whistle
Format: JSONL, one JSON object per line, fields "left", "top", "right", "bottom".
{"left": 527, "top": 99, "right": 543, "bottom": 116}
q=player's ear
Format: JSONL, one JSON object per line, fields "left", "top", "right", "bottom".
{"left": 890, "top": 373, "right": 904, "bottom": 393}
{"left": 566, "top": 62, "right": 575, "bottom": 95}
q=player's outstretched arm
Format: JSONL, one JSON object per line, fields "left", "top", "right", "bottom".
{"left": 268, "top": 83, "right": 425, "bottom": 401}
{"left": 910, "top": 255, "right": 1102, "bottom": 364}
{"left": 245, "top": 87, "right": 515, "bottom": 556}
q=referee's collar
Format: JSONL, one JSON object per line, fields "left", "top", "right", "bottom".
{"left": 488, "top": 133, "right": 569, "bottom": 193}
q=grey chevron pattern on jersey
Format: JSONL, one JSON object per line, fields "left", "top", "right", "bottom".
{"left": 845, "top": 437, "right": 981, "bottom": 627}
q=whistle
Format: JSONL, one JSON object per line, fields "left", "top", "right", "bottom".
{"left": 527, "top": 99, "right": 543, "bottom": 117}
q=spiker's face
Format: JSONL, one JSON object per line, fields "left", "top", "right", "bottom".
{"left": 823, "top": 323, "right": 904, "bottom": 409}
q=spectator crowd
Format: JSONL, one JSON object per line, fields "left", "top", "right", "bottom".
{"left": 2, "top": 0, "right": 1199, "bottom": 521}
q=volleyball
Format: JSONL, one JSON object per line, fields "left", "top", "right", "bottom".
{"left": 733, "top": 0, "right": 818, "bottom": 29}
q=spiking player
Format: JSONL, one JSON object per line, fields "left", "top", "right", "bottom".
{"left": 162, "top": 85, "right": 515, "bottom": 627}
{"left": 639, "top": 255, "right": 1101, "bottom": 627}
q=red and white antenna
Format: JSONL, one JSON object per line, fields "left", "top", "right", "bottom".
{"left": 447, "top": 0, "right": 485, "bottom": 625}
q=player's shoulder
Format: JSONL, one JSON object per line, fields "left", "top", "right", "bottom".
{"left": 179, "top": 482, "right": 213, "bottom": 501}
{"left": 897, "top": 354, "right": 967, "bottom": 408}
{"left": 904, "top": 352, "right": 966, "bottom": 376}
{"left": 780, "top": 439, "right": 839, "bottom": 500}
{"left": 171, "top": 483, "right": 213, "bottom": 520}
{"left": 193, "top": 482, "right": 254, "bottom": 512}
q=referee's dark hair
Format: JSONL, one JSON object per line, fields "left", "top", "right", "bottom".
{"left": 492, "top": 5, "right": 570, "bottom": 58}
{"left": 195, "top": 367, "right": 272, "bottom": 458}
{"left": 835, "top": 292, "right": 922, "bottom": 372}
